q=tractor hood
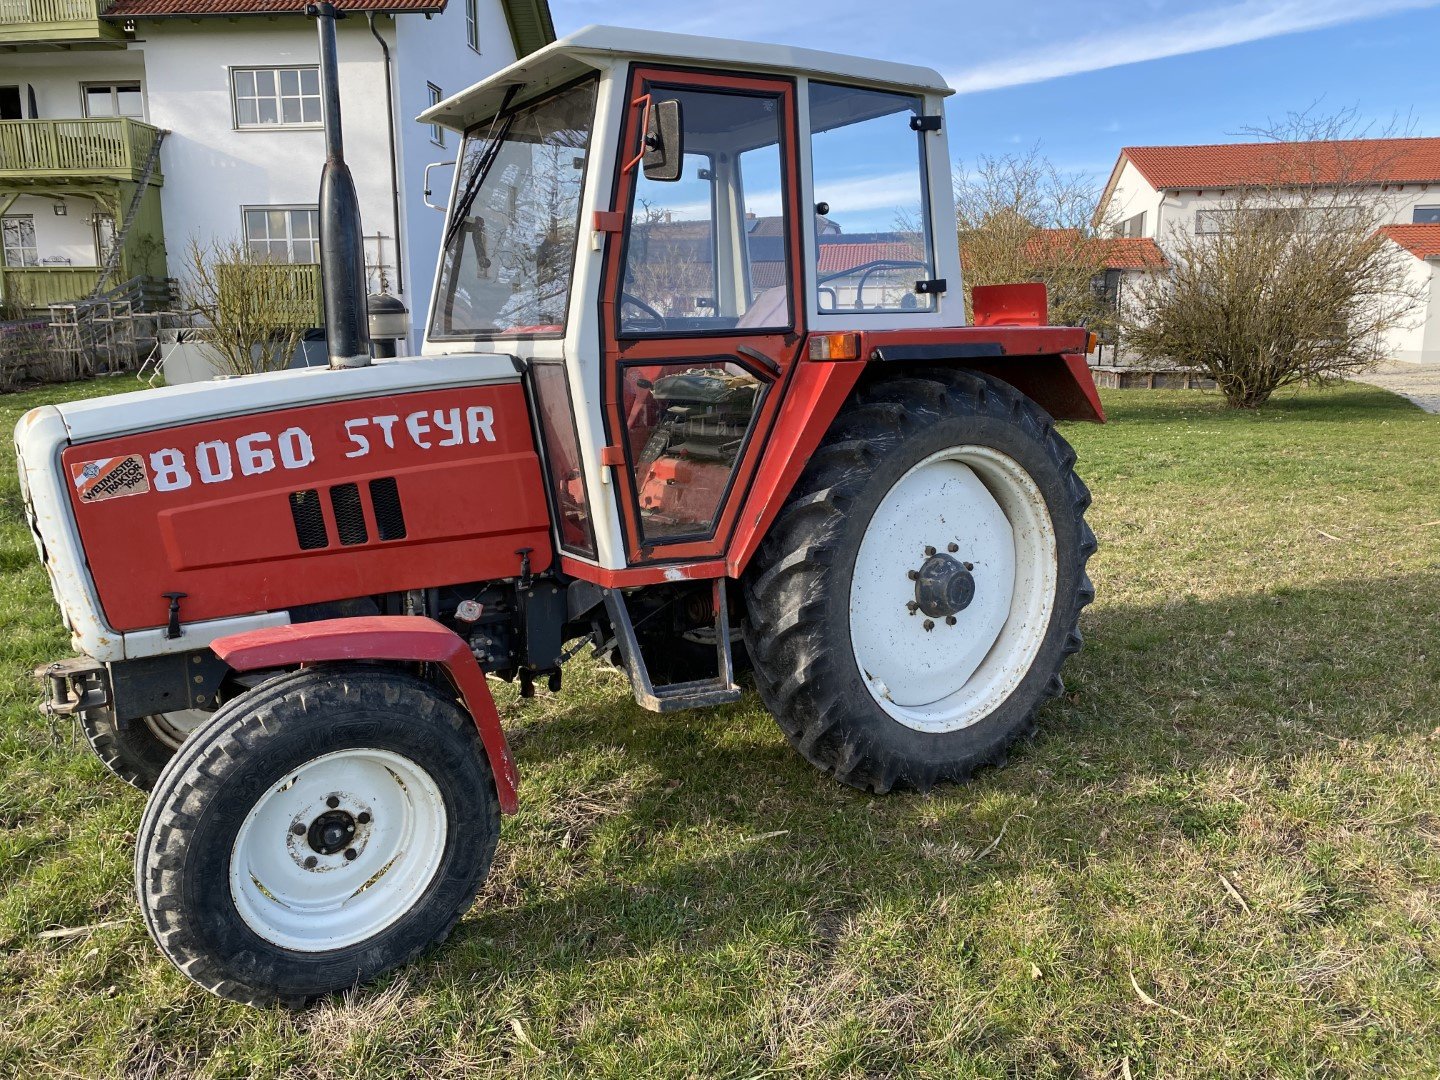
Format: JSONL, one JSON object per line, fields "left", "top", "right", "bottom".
{"left": 15, "top": 353, "right": 551, "bottom": 662}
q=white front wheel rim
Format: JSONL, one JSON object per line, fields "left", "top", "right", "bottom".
{"left": 849, "top": 445, "right": 1059, "bottom": 734}
{"left": 228, "top": 748, "right": 448, "bottom": 952}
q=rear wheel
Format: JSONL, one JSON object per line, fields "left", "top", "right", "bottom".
{"left": 742, "top": 368, "right": 1095, "bottom": 792}
{"left": 80, "top": 707, "right": 209, "bottom": 791}
{"left": 135, "top": 667, "right": 500, "bottom": 1007}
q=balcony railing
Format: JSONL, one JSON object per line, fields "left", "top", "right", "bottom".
{"left": 0, "top": 266, "right": 101, "bottom": 310}
{"left": 0, "top": 0, "right": 126, "bottom": 43}
{"left": 0, "top": 118, "right": 163, "bottom": 183}
{"left": 217, "top": 263, "right": 323, "bottom": 328}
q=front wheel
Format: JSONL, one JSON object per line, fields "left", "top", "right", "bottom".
{"left": 742, "top": 368, "right": 1096, "bottom": 793}
{"left": 135, "top": 666, "right": 500, "bottom": 1007}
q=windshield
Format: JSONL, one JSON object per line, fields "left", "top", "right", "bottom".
{"left": 430, "top": 79, "right": 598, "bottom": 339}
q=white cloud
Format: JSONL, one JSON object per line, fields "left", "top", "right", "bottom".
{"left": 946, "top": 0, "right": 1440, "bottom": 93}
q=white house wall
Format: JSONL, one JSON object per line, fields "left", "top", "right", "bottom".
{"left": 0, "top": 50, "right": 147, "bottom": 120}
{"left": 136, "top": 21, "right": 400, "bottom": 313}
{"left": 1386, "top": 250, "right": 1437, "bottom": 365}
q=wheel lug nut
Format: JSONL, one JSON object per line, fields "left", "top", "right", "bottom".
{"left": 344, "top": 848, "right": 358, "bottom": 861}
{"left": 291, "top": 823, "right": 306, "bottom": 836}
{"left": 357, "top": 812, "right": 371, "bottom": 824}
{"left": 907, "top": 570, "right": 919, "bottom": 580}
{"left": 924, "top": 545, "right": 936, "bottom": 557}
{"left": 923, "top": 619, "right": 934, "bottom": 632}
{"left": 906, "top": 601, "right": 919, "bottom": 613}
{"left": 945, "top": 615, "right": 957, "bottom": 626}
{"left": 304, "top": 855, "right": 318, "bottom": 869}
{"left": 963, "top": 562, "right": 974, "bottom": 571}
{"left": 948, "top": 543, "right": 958, "bottom": 553}
{"left": 326, "top": 795, "right": 340, "bottom": 809}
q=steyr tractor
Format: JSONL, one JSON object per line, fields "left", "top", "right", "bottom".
{"left": 16, "top": 16, "right": 1101, "bottom": 1007}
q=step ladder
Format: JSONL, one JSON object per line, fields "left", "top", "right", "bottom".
{"left": 603, "top": 580, "right": 742, "bottom": 712}
{"left": 88, "top": 129, "right": 167, "bottom": 301}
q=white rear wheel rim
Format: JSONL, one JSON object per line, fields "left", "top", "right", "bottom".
{"left": 228, "top": 748, "right": 448, "bottom": 952}
{"left": 849, "top": 444, "right": 1058, "bottom": 734}
{"left": 143, "top": 709, "right": 209, "bottom": 751}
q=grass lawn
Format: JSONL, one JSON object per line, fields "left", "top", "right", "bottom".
{"left": 1, "top": 376, "right": 1437, "bottom": 1078}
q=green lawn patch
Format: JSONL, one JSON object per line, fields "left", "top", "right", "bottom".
{"left": 0, "top": 378, "right": 1436, "bottom": 1077}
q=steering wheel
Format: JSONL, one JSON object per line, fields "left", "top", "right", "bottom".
{"left": 620, "top": 292, "right": 666, "bottom": 332}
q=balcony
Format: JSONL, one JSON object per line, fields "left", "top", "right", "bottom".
{"left": 0, "top": 118, "right": 163, "bottom": 185}
{"left": 217, "top": 263, "right": 323, "bottom": 327}
{"left": 0, "top": 0, "right": 127, "bottom": 45}
{"left": 0, "top": 266, "right": 101, "bottom": 309}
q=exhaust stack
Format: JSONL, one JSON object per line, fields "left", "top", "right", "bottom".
{"left": 308, "top": 2, "right": 371, "bottom": 368}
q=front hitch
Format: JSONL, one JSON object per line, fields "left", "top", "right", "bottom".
{"left": 35, "top": 657, "right": 109, "bottom": 717}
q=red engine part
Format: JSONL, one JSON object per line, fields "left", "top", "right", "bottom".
{"left": 635, "top": 453, "right": 734, "bottom": 529}
{"left": 63, "top": 384, "right": 552, "bottom": 633}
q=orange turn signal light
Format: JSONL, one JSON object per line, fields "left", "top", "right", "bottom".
{"left": 808, "top": 333, "right": 862, "bottom": 361}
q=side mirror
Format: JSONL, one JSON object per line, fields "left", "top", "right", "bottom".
{"left": 642, "top": 98, "right": 684, "bottom": 182}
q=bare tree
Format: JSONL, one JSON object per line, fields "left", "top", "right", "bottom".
{"left": 182, "top": 237, "right": 310, "bottom": 376}
{"left": 955, "top": 147, "right": 1115, "bottom": 330}
{"left": 1123, "top": 110, "right": 1423, "bottom": 408}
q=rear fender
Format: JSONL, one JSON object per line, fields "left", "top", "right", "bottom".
{"left": 209, "top": 616, "right": 518, "bottom": 813}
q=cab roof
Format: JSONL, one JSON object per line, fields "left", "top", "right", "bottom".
{"left": 418, "top": 23, "right": 953, "bottom": 132}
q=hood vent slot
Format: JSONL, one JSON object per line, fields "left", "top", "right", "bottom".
{"left": 289, "top": 490, "right": 328, "bottom": 550}
{"left": 368, "top": 477, "right": 407, "bottom": 541}
{"left": 329, "top": 483, "right": 369, "bottom": 546}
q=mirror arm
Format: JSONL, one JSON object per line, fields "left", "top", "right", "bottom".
{"left": 622, "top": 93, "right": 653, "bottom": 174}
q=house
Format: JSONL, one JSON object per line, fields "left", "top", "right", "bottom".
{"left": 1095, "top": 137, "right": 1440, "bottom": 365}
{"left": 0, "top": 0, "right": 555, "bottom": 345}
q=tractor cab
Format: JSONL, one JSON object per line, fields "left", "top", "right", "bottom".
{"left": 418, "top": 26, "right": 964, "bottom": 574}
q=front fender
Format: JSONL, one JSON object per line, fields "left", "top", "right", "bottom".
{"left": 209, "top": 616, "right": 518, "bottom": 813}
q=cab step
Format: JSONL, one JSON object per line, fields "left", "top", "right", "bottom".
{"left": 603, "top": 582, "right": 742, "bottom": 713}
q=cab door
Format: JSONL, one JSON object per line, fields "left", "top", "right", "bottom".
{"left": 598, "top": 67, "right": 804, "bottom": 566}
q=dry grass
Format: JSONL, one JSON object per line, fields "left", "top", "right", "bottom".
{"left": 0, "top": 378, "right": 1437, "bottom": 1077}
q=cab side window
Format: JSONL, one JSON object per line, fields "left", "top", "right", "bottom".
{"left": 808, "top": 82, "right": 935, "bottom": 314}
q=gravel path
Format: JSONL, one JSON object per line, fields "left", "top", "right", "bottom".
{"left": 1350, "top": 363, "right": 1440, "bottom": 414}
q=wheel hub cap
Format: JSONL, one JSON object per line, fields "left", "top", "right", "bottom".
{"left": 306, "top": 808, "right": 358, "bottom": 856}
{"left": 914, "top": 553, "right": 976, "bottom": 618}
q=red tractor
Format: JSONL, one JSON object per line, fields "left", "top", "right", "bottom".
{"left": 17, "top": 18, "right": 1101, "bottom": 1006}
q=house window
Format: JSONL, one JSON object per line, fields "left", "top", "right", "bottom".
{"left": 1115, "top": 211, "right": 1145, "bottom": 238}
{"left": 83, "top": 82, "right": 144, "bottom": 119}
{"left": 427, "top": 84, "right": 444, "bottom": 146}
{"left": 243, "top": 207, "right": 320, "bottom": 263}
{"left": 232, "top": 67, "right": 321, "bottom": 128}
{"left": 465, "top": 0, "right": 479, "bottom": 52}
{"left": 2, "top": 216, "right": 37, "bottom": 267}
{"left": 1415, "top": 206, "right": 1440, "bottom": 224}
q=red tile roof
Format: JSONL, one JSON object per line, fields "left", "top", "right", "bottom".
{"left": 1020, "top": 229, "right": 1165, "bottom": 271}
{"left": 815, "top": 241, "right": 923, "bottom": 274}
{"left": 1380, "top": 224, "right": 1440, "bottom": 260}
{"left": 1122, "top": 138, "right": 1440, "bottom": 190}
{"left": 103, "top": 0, "right": 443, "bottom": 16}
{"left": 1098, "top": 236, "right": 1165, "bottom": 270}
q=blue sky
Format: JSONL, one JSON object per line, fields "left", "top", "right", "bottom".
{"left": 549, "top": 0, "right": 1440, "bottom": 186}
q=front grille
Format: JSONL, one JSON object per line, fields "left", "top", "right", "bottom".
{"left": 369, "top": 477, "right": 407, "bottom": 540}
{"left": 289, "top": 490, "right": 328, "bottom": 550}
{"left": 329, "top": 483, "right": 369, "bottom": 546}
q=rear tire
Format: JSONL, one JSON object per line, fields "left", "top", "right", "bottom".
{"left": 135, "top": 666, "right": 500, "bottom": 1008}
{"left": 742, "top": 368, "right": 1095, "bottom": 793}
{"left": 80, "top": 707, "right": 209, "bottom": 791}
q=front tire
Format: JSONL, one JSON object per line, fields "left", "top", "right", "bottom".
{"left": 742, "top": 368, "right": 1095, "bottom": 793}
{"left": 135, "top": 667, "right": 500, "bottom": 1008}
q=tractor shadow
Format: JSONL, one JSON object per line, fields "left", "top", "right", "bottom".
{"left": 425, "top": 568, "right": 1440, "bottom": 987}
